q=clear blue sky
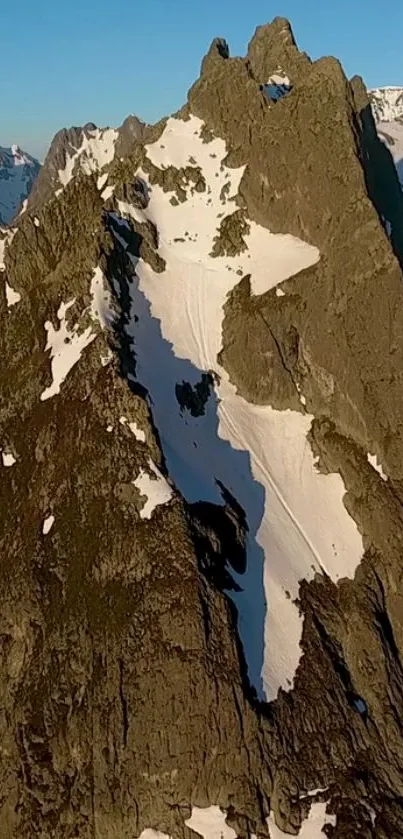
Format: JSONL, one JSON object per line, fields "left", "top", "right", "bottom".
{"left": 2, "top": 0, "right": 402, "bottom": 160}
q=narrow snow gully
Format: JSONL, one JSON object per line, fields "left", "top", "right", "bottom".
{"left": 107, "top": 115, "right": 364, "bottom": 701}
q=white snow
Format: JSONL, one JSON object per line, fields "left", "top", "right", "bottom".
{"left": 132, "top": 459, "right": 173, "bottom": 519}
{"left": 367, "top": 453, "right": 388, "bottom": 481}
{"left": 34, "top": 216, "right": 40, "bottom": 227}
{"left": 117, "top": 199, "right": 145, "bottom": 225}
{"left": 300, "top": 788, "right": 329, "bottom": 799}
{"left": 101, "top": 185, "right": 115, "bottom": 201}
{"left": 90, "top": 266, "right": 113, "bottom": 328}
{"left": 5, "top": 282, "right": 21, "bottom": 307}
{"left": 57, "top": 127, "right": 118, "bottom": 191}
{"left": 137, "top": 831, "right": 171, "bottom": 839}
{"left": 42, "top": 515, "right": 55, "bottom": 535}
{"left": 268, "top": 72, "right": 291, "bottom": 87}
{"left": 266, "top": 803, "right": 336, "bottom": 838}
{"left": 97, "top": 172, "right": 109, "bottom": 190}
{"left": 40, "top": 299, "right": 95, "bottom": 401}
{"left": 1, "top": 450, "right": 16, "bottom": 467}
{"left": 18, "top": 198, "right": 28, "bottom": 217}
{"left": 119, "top": 416, "right": 146, "bottom": 442}
{"left": 185, "top": 807, "right": 236, "bottom": 839}
{"left": 276, "top": 287, "right": 286, "bottom": 296}
{"left": 116, "top": 114, "right": 363, "bottom": 698}
{"left": 100, "top": 349, "right": 113, "bottom": 366}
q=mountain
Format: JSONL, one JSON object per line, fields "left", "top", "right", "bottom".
{"left": 370, "top": 87, "right": 403, "bottom": 186}
{"left": 2, "top": 15, "right": 403, "bottom": 839}
{"left": 0, "top": 144, "right": 40, "bottom": 225}
{"left": 369, "top": 86, "right": 403, "bottom": 122}
{"left": 27, "top": 115, "right": 146, "bottom": 213}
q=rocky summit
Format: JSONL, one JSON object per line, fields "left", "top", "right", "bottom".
{"left": 1, "top": 15, "right": 403, "bottom": 839}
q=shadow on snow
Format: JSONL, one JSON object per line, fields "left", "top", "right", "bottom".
{"left": 106, "top": 230, "right": 267, "bottom": 702}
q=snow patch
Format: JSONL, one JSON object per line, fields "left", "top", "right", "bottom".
{"left": 268, "top": 72, "right": 291, "bottom": 87}
{"left": 133, "top": 459, "right": 173, "bottom": 519}
{"left": 18, "top": 199, "right": 28, "bottom": 217}
{"left": 367, "top": 453, "right": 388, "bottom": 481}
{"left": 90, "top": 266, "right": 113, "bottom": 328}
{"left": 34, "top": 217, "right": 40, "bottom": 227}
{"left": 263, "top": 73, "right": 293, "bottom": 103}
{"left": 101, "top": 185, "right": 115, "bottom": 200}
{"left": 42, "top": 515, "right": 55, "bottom": 535}
{"left": 40, "top": 299, "right": 95, "bottom": 401}
{"left": 97, "top": 172, "right": 108, "bottom": 190}
{"left": 5, "top": 282, "right": 21, "bottom": 308}
{"left": 185, "top": 807, "right": 236, "bottom": 839}
{"left": 300, "top": 788, "right": 329, "bottom": 799}
{"left": 1, "top": 450, "right": 16, "bottom": 467}
{"left": 137, "top": 831, "right": 171, "bottom": 839}
{"left": 116, "top": 114, "right": 363, "bottom": 699}
{"left": 119, "top": 416, "right": 146, "bottom": 442}
{"left": 266, "top": 802, "right": 336, "bottom": 838}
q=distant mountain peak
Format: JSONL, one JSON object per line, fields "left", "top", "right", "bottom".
{"left": 370, "top": 86, "right": 403, "bottom": 123}
{"left": 0, "top": 144, "right": 40, "bottom": 225}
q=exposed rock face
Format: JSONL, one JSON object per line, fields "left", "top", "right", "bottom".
{"left": 2, "top": 15, "right": 403, "bottom": 839}
{"left": 116, "top": 114, "right": 147, "bottom": 158}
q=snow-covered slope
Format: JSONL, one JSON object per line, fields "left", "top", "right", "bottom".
{"left": 108, "top": 115, "right": 363, "bottom": 700}
{"left": 0, "top": 144, "right": 40, "bottom": 224}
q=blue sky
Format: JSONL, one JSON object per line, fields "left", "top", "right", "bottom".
{"left": 2, "top": 0, "right": 402, "bottom": 160}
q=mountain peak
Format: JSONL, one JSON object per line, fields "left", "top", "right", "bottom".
{"left": 3, "top": 17, "right": 403, "bottom": 839}
{"left": 0, "top": 144, "right": 40, "bottom": 225}
{"left": 370, "top": 85, "right": 403, "bottom": 122}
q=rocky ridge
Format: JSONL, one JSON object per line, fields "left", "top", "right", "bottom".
{"left": 1, "top": 16, "right": 403, "bottom": 839}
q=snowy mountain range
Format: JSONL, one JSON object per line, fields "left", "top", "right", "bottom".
{"left": 0, "top": 144, "right": 40, "bottom": 225}
{"left": 2, "top": 16, "right": 403, "bottom": 839}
